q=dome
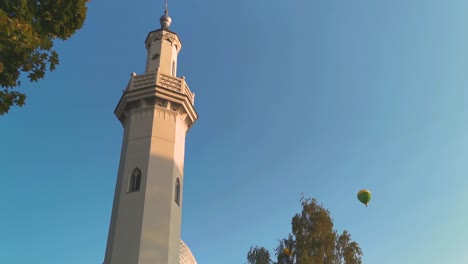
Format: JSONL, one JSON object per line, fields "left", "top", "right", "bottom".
{"left": 160, "top": 13, "right": 172, "bottom": 30}
{"left": 180, "top": 240, "right": 197, "bottom": 264}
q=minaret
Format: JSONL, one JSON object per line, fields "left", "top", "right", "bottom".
{"left": 104, "top": 6, "right": 198, "bottom": 264}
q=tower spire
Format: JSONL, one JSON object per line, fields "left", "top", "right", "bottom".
{"left": 160, "top": 0, "right": 172, "bottom": 29}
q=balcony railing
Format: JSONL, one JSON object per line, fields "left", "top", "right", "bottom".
{"left": 126, "top": 71, "right": 195, "bottom": 104}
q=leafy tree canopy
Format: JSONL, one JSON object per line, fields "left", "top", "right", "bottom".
{"left": 0, "top": 0, "right": 88, "bottom": 115}
{"left": 247, "top": 197, "right": 363, "bottom": 264}
{"left": 248, "top": 246, "right": 271, "bottom": 264}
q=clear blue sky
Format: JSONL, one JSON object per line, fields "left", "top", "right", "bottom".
{"left": 2, "top": 1, "right": 468, "bottom": 263}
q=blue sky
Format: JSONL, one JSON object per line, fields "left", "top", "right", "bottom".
{"left": 2, "top": 0, "right": 468, "bottom": 263}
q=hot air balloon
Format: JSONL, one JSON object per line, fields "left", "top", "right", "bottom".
{"left": 357, "top": 190, "right": 371, "bottom": 207}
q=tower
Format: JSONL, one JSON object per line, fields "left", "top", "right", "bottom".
{"left": 104, "top": 7, "right": 198, "bottom": 264}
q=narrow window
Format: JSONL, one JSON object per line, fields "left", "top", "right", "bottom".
{"left": 172, "top": 61, "right": 176, "bottom": 76}
{"left": 152, "top": 53, "right": 160, "bottom": 60}
{"left": 129, "top": 168, "right": 141, "bottom": 192}
{"left": 175, "top": 178, "right": 181, "bottom": 206}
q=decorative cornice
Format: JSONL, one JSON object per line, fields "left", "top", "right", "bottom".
{"left": 115, "top": 92, "right": 197, "bottom": 130}
{"left": 129, "top": 105, "right": 154, "bottom": 120}
{"left": 145, "top": 29, "right": 182, "bottom": 50}
{"left": 154, "top": 106, "right": 177, "bottom": 123}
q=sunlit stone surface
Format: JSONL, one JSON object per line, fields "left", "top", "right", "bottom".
{"left": 180, "top": 240, "right": 197, "bottom": 264}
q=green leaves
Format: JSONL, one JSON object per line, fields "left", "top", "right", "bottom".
{"left": 0, "top": 0, "right": 87, "bottom": 115}
{"left": 247, "top": 198, "right": 363, "bottom": 264}
{"left": 292, "top": 198, "right": 338, "bottom": 264}
{"left": 275, "top": 235, "right": 295, "bottom": 264}
{"left": 247, "top": 246, "right": 271, "bottom": 264}
{"left": 35, "top": 0, "right": 87, "bottom": 39}
{"left": 0, "top": 89, "right": 25, "bottom": 114}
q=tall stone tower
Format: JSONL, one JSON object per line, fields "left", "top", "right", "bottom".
{"left": 104, "top": 7, "right": 198, "bottom": 264}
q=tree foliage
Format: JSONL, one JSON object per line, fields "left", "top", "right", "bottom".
{"left": 0, "top": 0, "right": 88, "bottom": 115}
{"left": 248, "top": 246, "right": 271, "bottom": 264}
{"left": 247, "top": 197, "right": 363, "bottom": 264}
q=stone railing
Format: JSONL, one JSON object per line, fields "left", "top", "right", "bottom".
{"left": 130, "top": 72, "right": 156, "bottom": 90}
{"left": 126, "top": 71, "right": 195, "bottom": 104}
{"left": 183, "top": 83, "right": 194, "bottom": 103}
{"left": 158, "top": 73, "right": 182, "bottom": 92}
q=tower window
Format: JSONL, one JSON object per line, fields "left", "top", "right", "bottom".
{"left": 129, "top": 168, "right": 141, "bottom": 192}
{"left": 175, "top": 178, "right": 181, "bottom": 206}
{"left": 172, "top": 61, "right": 176, "bottom": 76}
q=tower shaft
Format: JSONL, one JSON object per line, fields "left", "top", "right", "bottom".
{"left": 104, "top": 11, "right": 198, "bottom": 264}
{"left": 105, "top": 105, "right": 188, "bottom": 264}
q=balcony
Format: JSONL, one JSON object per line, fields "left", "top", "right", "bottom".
{"left": 126, "top": 70, "right": 195, "bottom": 104}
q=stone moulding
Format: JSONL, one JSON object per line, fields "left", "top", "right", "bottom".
{"left": 125, "top": 70, "right": 195, "bottom": 104}
{"left": 145, "top": 29, "right": 182, "bottom": 50}
{"left": 114, "top": 70, "right": 198, "bottom": 130}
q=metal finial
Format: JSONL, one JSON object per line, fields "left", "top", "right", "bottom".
{"left": 160, "top": 0, "right": 172, "bottom": 29}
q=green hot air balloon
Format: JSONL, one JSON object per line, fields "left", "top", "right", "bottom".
{"left": 357, "top": 190, "right": 371, "bottom": 207}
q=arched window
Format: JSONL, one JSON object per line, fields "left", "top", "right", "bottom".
{"left": 175, "top": 178, "right": 181, "bottom": 206}
{"left": 129, "top": 168, "right": 141, "bottom": 192}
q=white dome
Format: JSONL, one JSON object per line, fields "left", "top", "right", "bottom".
{"left": 180, "top": 240, "right": 197, "bottom": 264}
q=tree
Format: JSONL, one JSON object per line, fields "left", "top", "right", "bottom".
{"left": 247, "top": 246, "right": 271, "bottom": 264}
{"left": 0, "top": 0, "right": 88, "bottom": 115}
{"left": 247, "top": 197, "right": 363, "bottom": 264}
